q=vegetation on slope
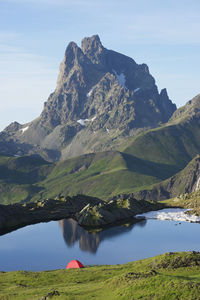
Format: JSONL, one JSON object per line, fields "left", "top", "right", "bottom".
{"left": 0, "top": 150, "right": 173, "bottom": 204}
{"left": 124, "top": 120, "right": 200, "bottom": 173}
{"left": 35, "top": 151, "right": 171, "bottom": 201}
{"left": 1, "top": 252, "right": 200, "bottom": 299}
{"left": 0, "top": 155, "right": 52, "bottom": 204}
{"left": 127, "top": 154, "right": 200, "bottom": 202}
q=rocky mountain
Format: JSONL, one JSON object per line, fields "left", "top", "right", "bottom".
{"left": 0, "top": 35, "right": 176, "bottom": 161}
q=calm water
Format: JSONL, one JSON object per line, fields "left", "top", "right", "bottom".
{"left": 0, "top": 214, "right": 200, "bottom": 271}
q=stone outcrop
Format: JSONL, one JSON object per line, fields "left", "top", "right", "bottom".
{"left": 76, "top": 197, "right": 164, "bottom": 227}
{"left": 0, "top": 195, "right": 165, "bottom": 234}
{"left": 0, "top": 195, "right": 103, "bottom": 234}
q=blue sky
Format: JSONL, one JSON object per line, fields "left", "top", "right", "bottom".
{"left": 0, "top": 0, "right": 199, "bottom": 130}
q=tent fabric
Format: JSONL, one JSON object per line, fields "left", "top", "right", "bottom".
{"left": 66, "top": 260, "right": 84, "bottom": 269}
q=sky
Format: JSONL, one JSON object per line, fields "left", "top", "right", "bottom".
{"left": 0, "top": 0, "right": 199, "bottom": 131}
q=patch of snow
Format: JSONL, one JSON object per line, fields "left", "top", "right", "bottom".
{"left": 87, "top": 88, "right": 93, "bottom": 97}
{"left": 77, "top": 119, "right": 88, "bottom": 126}
{"left": 106, "top": 127, "right": 110, "bottom": 133}
{"left": 21, "top": 126, "right": 29, "bottom": 133}
{"left": 77, "top": 116, "right": 96, "bottom": 126}
{"left": 91, "top": 116, "right": 96, "bottom": 122}
{"left": 134, "top": 88, "right": 140, "bottom": 93}
{"left": 113, "top": 69, "right": 126, "bottom": 88}
{"left": 135, "top": 208, "right": 200, "bottom": 223}
{"left": 14, "top": 154, "right": 20, "bottom": 157}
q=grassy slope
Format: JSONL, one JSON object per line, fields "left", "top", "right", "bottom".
{"left": 155, "top": 154, "right": 200, "bottom": 198}
{"left": 0, "top": 155, "right": 52, "bottom": 204}
{"left": 1, "top": 252, "right": 200, "bottom": 299}
{"left": 130, "top": 154, "right": 200, "bottom": 202}
{"left": 123, "top": 120, "right": 200, "bottom": 173}
{"left": 0, "top": 151, "right": 165, "bottom": 204}
{"left": 34, "top": 151, "right": 165, "bottom": 201}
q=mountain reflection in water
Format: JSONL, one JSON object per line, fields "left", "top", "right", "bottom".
{"left": 58, "top": 218, "right": 147, "bottom": 254}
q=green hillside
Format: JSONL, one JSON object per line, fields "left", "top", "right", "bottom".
{"left": 123, "top": 120, "right": 200, "bottom": 174}
{"left": 129, "top": 154, "right": 200, "bottom": 202}
{"left": 33, "top": 151, "right": 165, "bottom": 201}
{"left": 154, "top": 154, "right": 200, "bottom": 199}
{"left": 0, "top": 149, "right": 178, "bottom": 204}
{"left": 1, "top": 252, "right": 200, "bottom": 300}
{"left": 0, "top": 155, "right": 52, "bottom": 204}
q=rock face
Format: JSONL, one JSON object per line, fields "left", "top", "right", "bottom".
{"left": 0, "top": 195, "right": 103, "bottom": 235}
{"left": 76, "top": 197, "right": 164, "bottom": 227}
{"left": 0, "top": 35, "right": 176, "bottom": 161}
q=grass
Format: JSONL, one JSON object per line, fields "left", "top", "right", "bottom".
{"left": 123, "top": 121, "right": 200, "bottom": 172}
{"left": 34, "top": 151, "right": 167, "bottom": 200}
{"left": 0, "top": 150, "right": 169, "bottom": 204}
{"left": 0, "top": 154, "right": 52, "bottom": 204}
{"left": 1, "top": 252, "right": 200, "bottom": 299}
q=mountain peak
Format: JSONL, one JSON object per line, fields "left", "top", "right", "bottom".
{"left": 64, "top": 41, "right": 82, "bottom": 62}
{"left": 81, "top": 34, "right": 102, "bottom": 52}
{"left": 81, "top": 34, "right": 104, "bottom": 64}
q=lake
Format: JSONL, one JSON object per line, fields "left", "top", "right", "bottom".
{"left": 0, "top": 208, "right": 200, "bottom": 271}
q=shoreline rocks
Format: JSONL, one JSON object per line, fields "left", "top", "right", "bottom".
{"left": 0, "top": 195, "right": 166, "bottom": 235}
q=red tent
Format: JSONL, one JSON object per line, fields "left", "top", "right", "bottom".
{"left": 66, "top": 260, "right": 84, "bottom": 269}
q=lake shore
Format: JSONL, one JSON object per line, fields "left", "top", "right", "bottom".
{"left": 0, "top": 195, "right": 166, "bottom": 235}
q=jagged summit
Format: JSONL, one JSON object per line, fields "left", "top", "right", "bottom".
{"left": 0, "top": 34, "right": 177, "bottom": 161}
{"left": 81, "top": 34, "right": 102, "bottom": 50}
{"left": 81, "top": 34, "right": 105, "bottom": 65}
